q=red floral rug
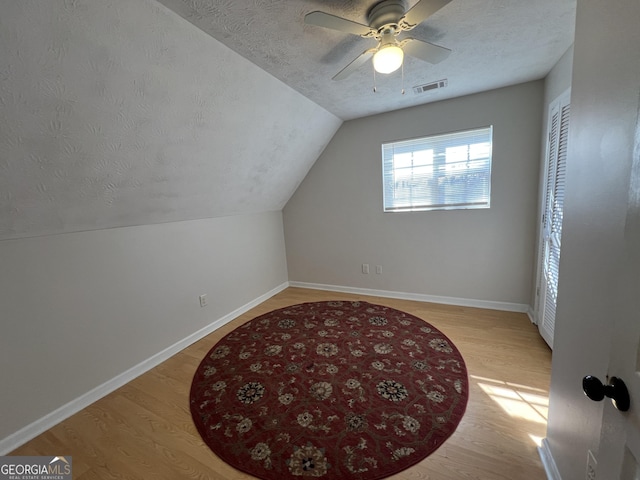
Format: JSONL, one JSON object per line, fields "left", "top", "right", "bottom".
{"left": 190, "top": 301, "right": 468, "bottom": 479}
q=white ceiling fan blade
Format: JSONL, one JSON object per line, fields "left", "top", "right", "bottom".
{"left": 332, "top": 49, "right": 376, "bottom": 81}
{"left": 401, "top": 38, "right": 451, "bottom": 64}
{"left": 304, "top": 11, "right": 373, "bottom": 36}
{"left": 399, "top": 0, "right": 452, "bottom": 30}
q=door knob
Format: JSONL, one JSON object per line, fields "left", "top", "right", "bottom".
{"left": 582, "top": 375, "right": 630, "bottom": 412}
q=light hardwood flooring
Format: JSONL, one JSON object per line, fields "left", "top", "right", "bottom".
{"left": 11, "top": 287, "right": 552, "bottom": 479}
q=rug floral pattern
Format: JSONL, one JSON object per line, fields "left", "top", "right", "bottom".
{"left": 190, "top": 301, "right": 468, "bottom": 480}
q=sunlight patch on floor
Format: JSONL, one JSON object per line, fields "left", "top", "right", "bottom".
{"left": 529, "top": 435, "right": 544, "bottom": 447}
{"left": 471, "top": 375, "right": 549, "bottom": 445}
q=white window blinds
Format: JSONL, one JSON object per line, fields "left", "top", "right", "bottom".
{"left": 382, "top": 126, "right": 493, "bottom": 212}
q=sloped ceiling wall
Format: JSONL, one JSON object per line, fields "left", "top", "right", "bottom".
{"left": 0, "top": 0, "right": 341, "bottom": 240}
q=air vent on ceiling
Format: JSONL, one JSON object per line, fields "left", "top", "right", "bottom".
{"left": 413, "top": 79, "right": 448, "bottom": 95}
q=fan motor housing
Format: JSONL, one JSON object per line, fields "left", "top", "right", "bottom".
{"left": 368, "top": 0, "right": 406, "bottom": 30}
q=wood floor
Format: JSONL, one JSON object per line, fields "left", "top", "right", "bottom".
{"left": 11, "top": 287, "right": 552, "bottom": 479}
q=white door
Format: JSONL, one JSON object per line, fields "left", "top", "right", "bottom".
{"left": 537, "top": 91, "right": 570, "bottom": 349}
{"left": 593, "top": 141, "right": 640, "bottom": 478}
{"left": 594, "top": 126, "right": 640, "bottom": 476}
{"left": 576, "top": 0, "right": 640, "bottom": 476}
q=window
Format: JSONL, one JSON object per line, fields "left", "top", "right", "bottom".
{"left": 382, "top": 126, "right": 493, "bottom": 212}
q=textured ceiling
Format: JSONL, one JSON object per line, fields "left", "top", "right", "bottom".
{"left": 0, "top": 0, "right": 340, "bottom": 240}
{"left": 155, "top": 0, "right": 577, "bottom": 120}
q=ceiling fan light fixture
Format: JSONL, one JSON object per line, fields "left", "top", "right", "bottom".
{"left": 373, "top": 44, "right": 404, "bottom": 74}
{"left": 305, "top": 0, "right": 453, "bottom": 81}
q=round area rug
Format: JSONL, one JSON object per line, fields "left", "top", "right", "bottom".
{"left": 190, "top": 301, "right": 468, "bottom": 480}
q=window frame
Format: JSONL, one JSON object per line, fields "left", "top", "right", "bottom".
{"left": 381, "top": 126, "right": 493, "bottom": 213}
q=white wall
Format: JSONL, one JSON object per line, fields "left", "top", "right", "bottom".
{"left": 544, "top": 46, "right": 575, "bottom": 109}
{"left": 283, "top": 82, "right": 543, "bottom": 307}
{"left": 0, "top": 211, "right": 288, "bottom": 449}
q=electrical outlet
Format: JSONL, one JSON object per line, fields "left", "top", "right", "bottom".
{"left": 362, "top": 263, "right": 370, "bottom": 274}
{"left": 586, "top": 450, "right": 597, "bottom": 480}
{"left": 199, "top": 294, "right": 208, "bottom": 307}
{"left": 376, "top": 265, "right": 382, "bottom": 274}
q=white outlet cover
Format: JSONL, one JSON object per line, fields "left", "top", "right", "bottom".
{"left": 199, "top": 294, "right": 208, "bottom": 307}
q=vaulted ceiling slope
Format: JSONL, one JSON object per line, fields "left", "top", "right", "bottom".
{"left": 0, "top": 0, "right": 341, "bottom": 241}
{"left": 156, "top": 0, "right": 576, "bottom": 120}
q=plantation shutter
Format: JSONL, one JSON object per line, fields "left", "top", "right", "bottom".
{"left": 547, "top": 103, "right": 570, "bottom": 301}
{"left": 539, "top": 96, "right": 570, "bottom": 348}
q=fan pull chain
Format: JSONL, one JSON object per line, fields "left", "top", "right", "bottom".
{"left": 373, "top": 67, "right": 377, "bottom": 93}
{"left": 401, "top": 62, "right": 405, "bottom": 95}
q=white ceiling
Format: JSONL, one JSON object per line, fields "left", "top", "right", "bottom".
{"left": 155, "top": 0, "right": 577, "bottom": 120}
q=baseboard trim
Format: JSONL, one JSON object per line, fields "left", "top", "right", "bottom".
{"left": 289, "top": 281, "right": 530, "bottom": 313}
{"left": 527, "top": 306, "right": 536, "bottom": 324}
{"left": 0, "top": 281, "right": 288, "bottom": 455}
{"left": 539, "top": 438, "right": 562, "bottom": 480}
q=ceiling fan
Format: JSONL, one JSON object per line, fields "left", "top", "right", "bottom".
{"left": 305, "top": 0, "right": 452, "bottom": 80}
